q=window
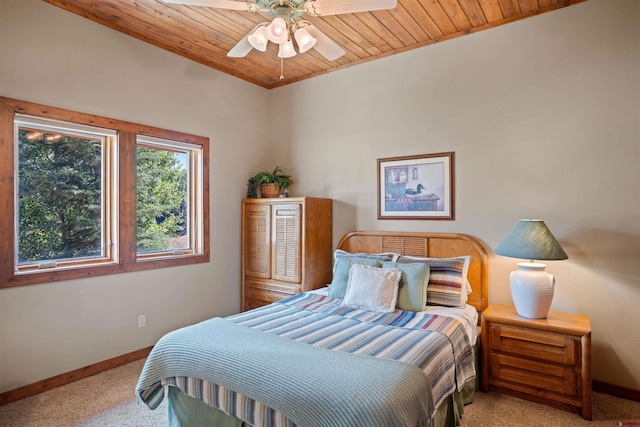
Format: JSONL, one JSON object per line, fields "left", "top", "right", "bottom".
{"left": 15, "top": 116, "right": 116, "bottom": 273}
{"left": 0, "top": 97, "right": 209, "bottom": 288}
{"left": 136, "top": 136, "right": 204, "bottom": 259}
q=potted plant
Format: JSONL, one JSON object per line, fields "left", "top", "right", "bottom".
{"left": 252, "top": 166, "right": 293, "bottom": 198}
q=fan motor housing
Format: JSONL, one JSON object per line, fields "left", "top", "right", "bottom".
{"left": 257, "top": 0, "right": 308, "bottom": 18}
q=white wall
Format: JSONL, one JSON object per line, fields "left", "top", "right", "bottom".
{"left": 0, "top": 0, "right": 269, "bottom": 392}
{"left": 268, "top": 0, "right": 640, "bottom": 390}
{"left": 1, "top": 0, "right": 638, "bottom": 395}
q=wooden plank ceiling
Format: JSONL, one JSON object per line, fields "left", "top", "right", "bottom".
{"left": 43, "top": 0, "right": 587, "bottom": 89}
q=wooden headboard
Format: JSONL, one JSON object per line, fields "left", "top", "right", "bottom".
{"left": 337, "top": 231, "right": 489, "bottom": 313}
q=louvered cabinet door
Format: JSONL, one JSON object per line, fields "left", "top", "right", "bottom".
{"left": 242, "top": 197, "right": 332, "bottom": 311}
{"left": 243, "top": 203, "right": 271, "bottom": 279}
{"left": 271, "top": 203, "right": 301, "bottom": 283}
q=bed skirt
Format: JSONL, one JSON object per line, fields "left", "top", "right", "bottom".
{"left": 164, "top": 334, "right": 480, "bottom": 427}
{"left": 166, "top": 372, "right": 477, "bottom": 427}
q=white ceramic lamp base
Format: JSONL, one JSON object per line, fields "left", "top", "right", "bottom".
{"left": 509, "top": 262, "right": 555, "bottom": 319}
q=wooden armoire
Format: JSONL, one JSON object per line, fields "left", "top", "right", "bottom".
{"left": 241, "top": 197, "right": 333, "bottom": 311}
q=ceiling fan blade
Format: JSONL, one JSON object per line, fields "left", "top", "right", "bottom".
{"left": 227, "top": 27, "right": 257, "bottom": 57}
{"left": 305, "top": 0, "right": 397, "bottom": 16}
{"left": 304, "top": 25, "right": 345, "bottom": 61}
{"left": 163, "top": 0, "right": 257, "bottom": 12}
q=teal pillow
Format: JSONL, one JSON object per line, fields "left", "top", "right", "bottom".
{"left": 396, "top": 255, "right": 470, "bottom": 308}
{"left": 383, "top": 261, "right": 430, "bottom": 312}
{"left": 332, "top": 249, "right": 398, "bottom": 272}
{"left": 328, "top": 257, "right": 382, "bottom": 299}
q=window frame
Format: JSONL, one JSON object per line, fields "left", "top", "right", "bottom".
{"left": 0, "top": 97, "right": 210, "bottom": 288}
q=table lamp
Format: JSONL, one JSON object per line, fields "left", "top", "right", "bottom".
{"left": 495, "top": 220, "right": 568, "bottom": 319}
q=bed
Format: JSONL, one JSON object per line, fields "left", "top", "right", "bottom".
{"left": 136, "top": 231, "right": 489, "bottom": 427}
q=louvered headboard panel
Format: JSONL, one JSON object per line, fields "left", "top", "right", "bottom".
{"left": 337, "top": 231, "right": 489, "bottom": 313}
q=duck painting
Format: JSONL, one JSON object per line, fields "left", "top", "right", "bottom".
{"left": 405, "top": 184, "right": 424, "bottom": 196}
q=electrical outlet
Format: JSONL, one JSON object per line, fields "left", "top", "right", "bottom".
{"left": 138, "top": 314, "right": 146, "bottom": 328}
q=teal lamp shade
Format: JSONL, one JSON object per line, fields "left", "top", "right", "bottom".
{"left": 495, "top": 220, "right": 568, "bottom": 261}
{"left": 496, "top": 220, "right": 568, "bottom": 319}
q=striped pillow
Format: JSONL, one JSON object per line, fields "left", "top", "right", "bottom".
{"left": 396, "top": 255, "right": 471, "bottom": 308}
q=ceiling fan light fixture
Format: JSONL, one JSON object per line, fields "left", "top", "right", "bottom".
{"left": 294, "top": 27, "right": 316, "bottom": 53}
{"left": 218, "top": 0, "right": 396, "bottom": 73}
{"left": 248, "top": 25, "right": 269, "bottom": 51}
{"left": 278, "top": 39, "right": 297, "bottom": 58}
{"left": 266, "top": 17, "right": 289, "bottom": 44}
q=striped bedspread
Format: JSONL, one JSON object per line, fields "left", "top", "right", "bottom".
{"left": 136, "top": 293, "right": 476, "bottom": 427}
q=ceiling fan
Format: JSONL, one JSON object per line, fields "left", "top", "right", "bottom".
{"left": 164, "top": 0, "right": 398, "bottom": 63}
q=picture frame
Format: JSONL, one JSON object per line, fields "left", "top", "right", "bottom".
{"left": 377, "top": 152, "right": 455, "bottom": 220}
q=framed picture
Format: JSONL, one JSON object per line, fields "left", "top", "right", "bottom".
{"left": 377, "top": 152, "right": 455, "bottom": 220}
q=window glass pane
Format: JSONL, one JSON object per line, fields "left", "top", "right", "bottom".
{"left": 136, "top": 145, "right": 189, "bottom": 253}
{"left": 17, "top": 125, "right": 103, "bottom": 264}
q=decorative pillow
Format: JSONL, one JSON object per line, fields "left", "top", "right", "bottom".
{"left": 396, "top": 255, "right": 471, "bottom": 308}
{"left": 382, "top": 262, "right": 430, "bottom": 312}
{"left": 328, "top": 257, "right": 383, "bottom": 299}
{"left": 332, "top": 249, "right": 399, "bottom": 272}
{"left": 342, "top": 264, "right": 401, "bottom": 313}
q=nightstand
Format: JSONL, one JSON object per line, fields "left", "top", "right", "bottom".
{"left": 481, "top": 304, "right": 592, "bottom": 420}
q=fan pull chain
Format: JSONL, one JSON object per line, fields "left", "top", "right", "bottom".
{"left": 280, "top": 57, "right": 285, "bottom": 81}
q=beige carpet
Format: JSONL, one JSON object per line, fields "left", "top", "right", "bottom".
{"left": 0, "top": 359, "right": 166, "bottom": 427}
{"left": 1, "top": 358, "right": 638, "bottom": 426}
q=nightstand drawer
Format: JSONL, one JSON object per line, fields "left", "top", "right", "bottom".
{"left": 489, "top": 353, "right": 580, "bottom": 398}
{"left": 490, "top": 324, "right": 579, "bottom": 365}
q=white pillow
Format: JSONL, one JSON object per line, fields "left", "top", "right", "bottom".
{"left": 342, "top": 264, "right": 401, "bottom": 313}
